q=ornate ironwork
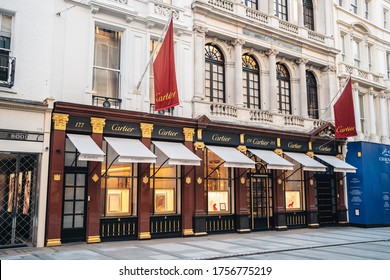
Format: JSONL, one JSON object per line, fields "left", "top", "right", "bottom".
{"left": 92, "top": 95, "right": 122, "bottom": 109}
{"left": 100, "top": 217, "right": 137, "bottom": 241}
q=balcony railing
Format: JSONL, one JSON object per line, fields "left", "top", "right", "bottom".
{"left": 150, "top": 104, "right": 175, "bottom": 116}
{"left": 0, "top": 54, "right": 16, "bottom": 88}
{"left": 195, "top": 1, "right": 331, "bottom": 46}
{"left": 92, "top": 95, "right": 122, "bottom": 109}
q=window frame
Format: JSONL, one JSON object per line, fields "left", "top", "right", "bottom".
{"left": 306, "top": 71, "right": 319, "bottom": 119}
{"left": 242, "top": 54, "right": 261, "bottom": 109}
{"left": 303, "top": 0, "right": 314, "bottom": 31}
{"left": 244, "top": 0, "right": 258, "bottom": 10}
{"left": 205, "top": 149, "right": 234, "bottom": 215}
{"left": 100, "top": 140, "right": 137, "bottom": 217}
{"left": 274, "top": 0, "right": 288, "bottom": 21}
{"left": 276, "top": 63, "right": 291, "bottom": 115}
{"left": 205, "top": 44, "right": 226, "bottom": 103}
{"left": 92, "top": 26, "right": 121, "bottom": 99}
{"left": 0, "top": 13, "right": 13, "bottom": 87}
{"left": 352, "top": 39, "right": 361, "bottom": 68}
{"left": 351, "top": 0, "right": 358, "bottom": 14}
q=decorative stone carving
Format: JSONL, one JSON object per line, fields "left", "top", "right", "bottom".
{"left": 90, "top": 117, "right": 106, "bottom": 134}
{"left": 52, "top": 113, "right": 69, "bottom": 131}
{"left": 140, "top": 123, "right": 154, "bottom": 138}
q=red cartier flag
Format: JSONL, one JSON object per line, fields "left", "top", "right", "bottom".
{"left": 333, "top": 78, "right": 357, "bottom": 138}
{"left": 153, "top": 18, "right": 179, "bottom": 111}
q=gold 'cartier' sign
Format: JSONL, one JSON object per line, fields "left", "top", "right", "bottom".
{"left": 158, "top": 128, "right": 178, "bottom": 137}
{"left": 211, "top": 134, "right": 231, "bottom": 142}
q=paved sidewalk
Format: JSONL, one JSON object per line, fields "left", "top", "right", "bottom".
{"left": 1, "top": 226, "right": 390, "bottom": 260}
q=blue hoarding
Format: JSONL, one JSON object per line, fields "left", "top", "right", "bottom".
{"left": 346, "top": 142, "right": 390, "bottom": 226}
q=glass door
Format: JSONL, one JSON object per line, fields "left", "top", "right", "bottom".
{"left": 61, "top": 172, "right": 87, "bottom": 242}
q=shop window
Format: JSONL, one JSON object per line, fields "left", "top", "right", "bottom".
{"left": 242, "top": 54, "right": 261, "bottom": 109}
{"left": 205, "top": 43, "right": 225, "bottom": 103}
{"left": 283, "top": 157, "right": 304, "bottom": 211}
{"left": 101, "top": 141, "right": 136, "bottom": 217}
{"left": 205, "top": 149, "right": 233, "bottom": 214}
{"left": 92, "top": 26, "right": 121, "bottom": 100}
{"left": 150, "top": 150, "right": 180, "bottom": 214}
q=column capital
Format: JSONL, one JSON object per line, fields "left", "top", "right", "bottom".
{"left": 193, "top": 24, "right": 208, "bottom": 34}
{"left": 266, "top": 48, "right": 279, "bottom": 57}
{"left": 140, "top": 123, "right": 154, "bottom": 138}
{"left": 296, "top": 58, "right": 308, "bottom": 65}
{"left": 52, "top": 113, "right": 69, "bottom": 131}
{"left": 232, "top": 38, "right": 245, "bottom": 47}
{"left": 183, "top": 128, "right": 195, "bottom": 142}
{"left": 321, "top": 65, "right": 336, "bottom": 73}
{"left": 90, "top": 117, "right": 106, "bottom": 134}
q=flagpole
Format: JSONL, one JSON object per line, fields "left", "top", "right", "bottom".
{"left": 319, "top": 75, "right": 351, "bottom": 121}
{"left": 135, "top": 14, "right": 173, "bottom": 92}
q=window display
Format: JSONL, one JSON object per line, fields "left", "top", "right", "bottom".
{"left": 101, "top": 141, "right": 136, "bottom": 217}
{"left": 283, "top": 156, "right": 304, "bottom": 211}
{"left": 208, "top": 190, "right": 229, "bottom": 213}
{"left": 150, "top": 164, "right": 180, "bottom": 215}
{"left": 205, "top": 149, "right": 233, "bottom": 214}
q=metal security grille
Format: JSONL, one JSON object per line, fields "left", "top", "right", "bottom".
{"left": 0, "top": 153, "right": 38, "bottom": 248}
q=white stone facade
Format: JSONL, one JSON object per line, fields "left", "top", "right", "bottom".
{"left": 334, "top": 0, "right": 390, "bottom": 144}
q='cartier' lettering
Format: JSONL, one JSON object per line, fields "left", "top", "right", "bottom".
{"left": 319, "top": 146, "right": 332, "bottom": 152}
{"left": 336, "top": 126, "right": 356, "bottom": 133}
{"left": 155, "top": 92, "right": 176, "bottom": 103}
{"left": 288, "top": 142, "right": 302, "bottom": 149}
{"left": 253, "top": 138, "right": 270, "bottom": 146}
{"left": 158, "top": 128, "right": 178, "bottom": 137}
{"left": 212, "top": 134, "right": 231, "bottom": 142}
{"left": 111, "top": 124, "right": 135, "bottom": 133}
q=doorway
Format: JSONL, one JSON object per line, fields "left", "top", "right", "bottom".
{"left": 61, "top": 171, "right": 88, "bottom": 242}
{"left": 0, "top": 154, "right": 38, "bottom": 248}
{"left": 316, "top": 177, "right": 337, "bottom": 225}
{"left": 247, "top": 173, "right": 274, "bottom": 230}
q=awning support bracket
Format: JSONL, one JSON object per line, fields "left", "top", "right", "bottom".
{"left": 205, "top": 161, "right": 225, "bottom": 180}
{"left": 284, "top": 165, "right": 304, "bottom": 181}
{"left": 100, "top": 155, "right": 120, "bottom": 177}
{"left": 276, "top": 169, "right": 288, "bottom": 180}
{"left": 150, "top": 158, "right": 170, "bottom": 178}
{"left": 183, "top": 166, "right": 196, "bottom": 178}
{"left": 239, "top": 168, "right": 251, "bottom": 178}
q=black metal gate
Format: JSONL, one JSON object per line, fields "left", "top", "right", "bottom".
{"left": 247, "top": 173, "right": 274, "bottom": 231}
{"left": 0, "top": 153, "right": 38, "bottom": 248}
{"left": 316, "top": 178, "right": 338, "bottom": 225}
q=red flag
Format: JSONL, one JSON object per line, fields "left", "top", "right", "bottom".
{"left": 153, "top": 18, "right": 179, "bottom": 111}
{"left": 333, "top": 78, "right": 357, "bottom": 138}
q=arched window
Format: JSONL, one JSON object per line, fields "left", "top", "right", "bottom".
{"left": 274, "top": 0, "right": 288, "bottom": 21}
{"left": 276, "top": 63, "right": 291, "bottom": 114}
{"left": 303, "top": 0, "right": 314, "bottom": 30}
{"left": 306, "top": 71, "right": 319, "bottom": 119}
{"left": 242, "top": 54, "right": 261, "bottom": 109}
{"left": 205, "top": 44, "right": 225, "bottom": 103}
